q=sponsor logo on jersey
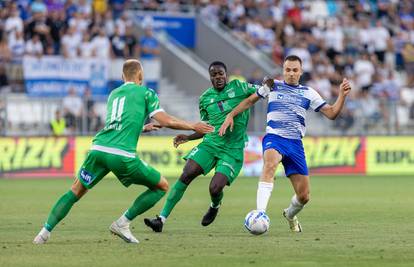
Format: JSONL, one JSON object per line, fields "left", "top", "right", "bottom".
{"left": 296, "top": 89, "right": 305, "bottom": 96}
{"left": 80, "top": 169, "right": 94, "bottom": 184}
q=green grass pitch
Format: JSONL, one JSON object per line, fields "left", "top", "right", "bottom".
{"left": 1, "top": 176, "right": 413, "bottom": 267}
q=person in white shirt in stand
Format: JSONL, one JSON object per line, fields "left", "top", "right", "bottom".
{"left": 25, "top": 34, "right": 43, "bottom": 57}
{"left": 92, "top": 28, "right": 111, "bottom": 59}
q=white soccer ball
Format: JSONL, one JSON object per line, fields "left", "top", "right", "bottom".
{"left": 244, "top": 210, "right": 270, "bottom": 235}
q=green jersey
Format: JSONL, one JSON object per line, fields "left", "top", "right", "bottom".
{"left": 199, "top": 79, "right": 258, "bottom": 150}
{"left": 93, "top": 82, "right": 162, "bottom": 153}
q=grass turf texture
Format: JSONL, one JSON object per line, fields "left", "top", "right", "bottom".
{"left": 1, "top": 176, "right": 413, "bottom": 267}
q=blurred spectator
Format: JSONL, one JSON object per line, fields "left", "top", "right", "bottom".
{"left": 50, "top": 110, "right": 66, "bottom": 136}
{"left": 31, "top": 0, "right": 47, "bottom": 14}
{"left": 0, "top": 34, "right": 12, "bottom": 64}
{"left": 25, "top": 11, "right": 50, "bottom": 47}
{"left": 402, "top": 42, "right": 414, "bottom": 86}
{"left": 124, "top": 26, "right": 139, "bottom": 58}
{"left": 229, "top": 68, "right": 246, "bottom": 82}
{"left": 0, "top": 65, "right": 9, "bottom": 91}
{"left": 63, "top": 88, "right": 82, "bottom": 133}
{"left": 92, "top": 28, "right": 111, "bottom": 58}
{"left": 83, "top": 88, "right": 102, "bottom": 132}
{"left": 61, "top": 26, "right": 81, "bottom": 58}
{"left": 79, "top": 33, "right": 95, "bottom": 58}
{"left": 46, "top": 10, "right": 67, "bottom": 55}
{"left": 359, "top": 90, "right": 382, "bottom": 130}
{"left": 25, "top": 34, "right": 43, "bottom": 57}
{"left": 115, "top": 12, "right": 133, "bottom": 36}
{"left": 68, "top": 11, "right": 90, "bottom": 36}
{"left": 8, "top": 30, "right": 25, "bottom": 58}
{"left": 77, "top": 0, "right": 92, "bottom": 16}
{"left": 110, "top": 26, "right": 126, "bottom": 58}
{"left": 4, "top": 5, "right": 23, "bottom": 40}
{"left": 372, "top": 20, "right": 390, "bottom": 63}
{"left": 140, "top": 27, "right": 160, "bottom": 59}
{"left": 354, "top": 53, "right": 375, "bottom": 91}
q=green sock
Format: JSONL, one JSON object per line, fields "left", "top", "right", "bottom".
{"left": 160, "top": 180, "right": 188, "bottom": 218}
{"left": 125, "top": 189, "right": 166, "bottom": 220}
{"left": 211, "top": 191, "right": 223, "bottom": 208}
{"left": 44, "top": 190, "right": 79, "bottom": 231}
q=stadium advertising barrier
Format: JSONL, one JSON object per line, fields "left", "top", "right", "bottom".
{"left": 366, "top": 137, "right": 414, "bottom": 175}
{"left": 1, "top": 136, "right": 413, "bottom": 178}
{"left": 0, "top": 137, "right": 74, "bottom": 178}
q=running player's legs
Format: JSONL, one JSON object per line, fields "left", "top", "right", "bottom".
{"left": 34, "top": 150, "right": 109, "bottom": 244}
{"left": 160, "top": 144, "right": 216, "bottom": 218}
{"left": 144, "top": 144, "right": 216, "bottom": 232}
{"left": 257, "top": 134, "right": 285, "bottom": 212}
{"left": 281, "top": 138, "right": 308, "bottom": 232}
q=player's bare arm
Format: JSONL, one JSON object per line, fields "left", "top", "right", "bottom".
{"left": 152, "top": 111, "right": 214, "bottom": 134}
{"left": 219, "top": 93, "right": 261, "bottom": 136}
{"left": 142, "top": 122, "right": 162, "bottom": 132}
{"left": 173, "top": 132, "right": 205, "bottom": 148}
{"left": 319, "top": 78, "right": 352, "bottom": 120}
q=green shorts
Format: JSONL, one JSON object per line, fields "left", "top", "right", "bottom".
{"left": 77, "top": 150, "right": 161, "bottom": 189}
{"left": 184, "top": 142, "right": 243, "bottom": 185}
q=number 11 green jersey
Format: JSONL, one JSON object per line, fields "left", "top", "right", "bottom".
{"left": 92, "top": 82, "right": 163, "bottom": 154}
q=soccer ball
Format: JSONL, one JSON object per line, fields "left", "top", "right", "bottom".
{"left": 244, "top": 210, "right": 270, "bottom": 235}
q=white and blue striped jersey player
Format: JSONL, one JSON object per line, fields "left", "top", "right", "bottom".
{"left": 256, "top": 79, "right": 326, "bottom": 176}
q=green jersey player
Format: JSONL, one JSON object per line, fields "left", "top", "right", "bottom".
{"left": 144, "top": 61, "right": 258, "bottom": 232}
{"left": 33, "top": 59, "right": 213, "bottom": 244}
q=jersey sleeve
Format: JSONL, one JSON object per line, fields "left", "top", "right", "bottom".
{"left": 145, "top": 89, "right": 164, "bottom": 117}
{"left": 308, "top": 87, "right": 327, "bottom": 112}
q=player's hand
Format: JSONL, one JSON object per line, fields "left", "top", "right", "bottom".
{"left": 339, "top": 78, "right": 351, "bottom": 97}
{"left": 142, "top": 123, "right": 162, "bottom": 132}
{"left": 173, "top": 134, "right": 189, "bottom": 148}
{"left": 262, "top": 76, "right": 274, "bottom": 89}
{"left": 192, "top": 122, "right": 214, "bottom": 134}
{"left": 219, "top": 115, "right": 234, "bottom": 136}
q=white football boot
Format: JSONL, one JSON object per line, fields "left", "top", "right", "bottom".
{"left": 33, "top": 228, "right": 50, "bottom": 244}
{"left": 109, "top": 221, "right": 139, "bottom": 244}
{"left": 283, "top": 209, "right": 302, "bottom": 233}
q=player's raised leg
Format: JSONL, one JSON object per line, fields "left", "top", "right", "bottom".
{"left": 144, "top": 159, "right": 203, "bottom": 232}
{"left": 283, "top": 174, "right": 310, "bottom": 233}
{"left": 111, "top": 175, "right": 169, "bottom": 243}
{"left": 256, "top": 149, "right": 282, "bottom": 212}
{"left": 33, "top": 178, "right": 88, "bottom": 244}
{"left": 201, "top": 172, "right": 228, "bottom": 226}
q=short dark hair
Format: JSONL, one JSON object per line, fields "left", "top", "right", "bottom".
{"left": 209, "top": 61, "right": 227, "bottom": 72}
{"left": 284, "top": 55, "right": 302, "bottom": 66}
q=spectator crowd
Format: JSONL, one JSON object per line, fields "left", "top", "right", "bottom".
{"left": 0, "top": 0, "right": 413, "bottom": 134}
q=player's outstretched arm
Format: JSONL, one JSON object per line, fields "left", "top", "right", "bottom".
{"left": 152, "top": 111, "right": 214, "bottom": 134}
{"left": 142, "top": 122, "right": 162, "bottom": 132}
{"left": 320, "top": 78, "right": 352, "bottom": 120}
{"left": 219, "top": 93, "right": 260, "bottom": 136}
{"left": 173, "top": 132, "right": 205, "bottom": 148}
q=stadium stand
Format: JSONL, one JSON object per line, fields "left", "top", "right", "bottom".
{"left": 0, "top": 0, "right": 413, "bottom": 135}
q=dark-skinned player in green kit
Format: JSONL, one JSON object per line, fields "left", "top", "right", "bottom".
{"left": 144, "top": 61, "right": 261, "bottom": 232}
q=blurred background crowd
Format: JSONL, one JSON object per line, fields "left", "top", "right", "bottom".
{"left": 0, "top": 0, "right": 413, "bottom": 135}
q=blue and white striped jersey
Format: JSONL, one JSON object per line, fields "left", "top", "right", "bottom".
{"left": 257, "top": 80, "right": 326, "bottom": 140}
